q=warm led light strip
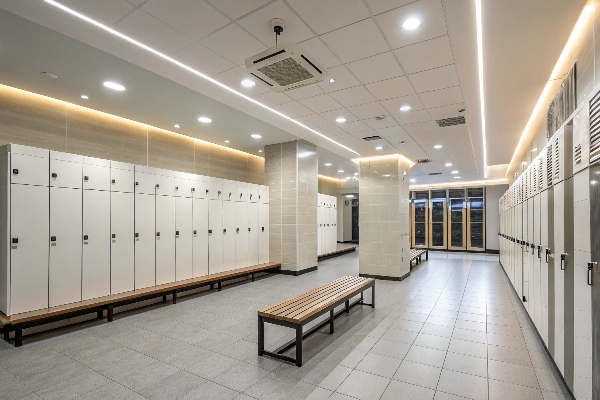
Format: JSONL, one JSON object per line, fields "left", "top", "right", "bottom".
{"left": 506, "top": 3, "right": 594, "bottom": 176}
{"left": 410, "top": 178, "right": 508, "bottom": 190}
{"left": 43, "top": 0, "right": 359, "bottom": 156}
{"left": 352, "top": 154, "right": 415, "bottom": 167}
{"left": 475, "top": 0, "right": 487, "bottom": 178}
{"left": 318, "top": 174, "right": 344, "bottom": 182}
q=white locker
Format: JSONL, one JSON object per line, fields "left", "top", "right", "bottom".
{"left": 223, "top": 179, "right": 235, "bottom": 202}
{"left": 248, "top": 184, "right": 259, "bottom": 203}
{"left": 111, "top": 162, "right": 134, "bottom": 193}
{"left": 134, "top": 193, "right": 155, "bottom": 290}
{"left": 259, "top": 203, "right": 269, "bottom": 264}
{"left": 223, "top": 200, "right": 236, "bottom": 271}
{"left": 235, "top": 201, "right": 249, "bottom": 269}
{"left": 248, "top": 202, "right": 259, "bottom": 266}
{"left": 259, "top": 185, "right": 269, "bottom": 204}
{"left": 209, "top": 177, "right": 222, "bottom": 200}
{"left": 330, "top": 206, "right": 337, "bottom": 253}
{"left": 553, "top": 180, "right": 566, "bottom": 373}
{"left": 175, "top": 173, "right": 195, "bottom": 198}
{"left": 49, "top": 187, "right": 82, "bottom": 307}
{"left": 194, "top": 177, "right": 209, "bottom": 199}
{"left": 135, "top": 166, "right": 156, "bottom": 195}
{"left": 156, "top": 195, "right": 175, "bottom": 285}
{"left": 317, "top": 206, "right": 322, "bottom": 256}
{"left": 50, "top": 152, "right": 82, "bottom": 189}
{"left": 320, "top": 207, "right": 327, "bottom": 255}
{"left": 532, "top": 193, "right": 542, "bottom": 334}
{"left": 156, "top": 171, "right": 175, "bottom": 197}
{"left": 176, "top": 196, "right": 193, "bottom": 281}
{"left": 83, "top": 157, "right": 110, "bottom": 191}
{"left": 208, "top": 199, "right": 224, "bottom": 274}
{"left": 9, "top": 184, "right": 49, "bottom": 314}
{"left": 10, "top": 153, "right": 49, "bottom": 186}
{"left": 82, "top": 189, "right": 110, "bottom": 301}
{"left": 192, "top": 198, "right": 209, "bottom": 277}
{"left": 111, "top": 191, "right": 134, "bottom": 295}
{"left": 236, "top": 182, "right": 248, "bottom": 203}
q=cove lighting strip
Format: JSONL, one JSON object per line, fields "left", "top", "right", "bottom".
{"left": 475, "top": 0, "right": 487, "bottom": 178}
{"left": 505, "top": 3, "right": 594, "bottom": 176}
{"left": 351, "top": 154, "right": 415, "bottom": 167}
{"left": 410, "top": 178, "right": 508, "bottom": 190}
{"left": 43, "top": 0, "right": 359, "bottom": 156}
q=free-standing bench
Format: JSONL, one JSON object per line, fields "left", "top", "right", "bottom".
{"left": 410, "top": 249, "right": 428, "bottom": 268}
{"left": 258, "top": 276, "right": 375, "bottom": 367}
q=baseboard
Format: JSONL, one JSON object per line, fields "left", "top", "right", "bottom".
{"left": 278, "top": 265, "right": 318, "bottom": 276}
{"left": 359, "top": 271, "right": 410, "bottom": 281}
{"left": 486, "top": 249, "right": 500, "bottom": 254}
{"left": 318, "top": 247, "right": 356, "bottom": 261}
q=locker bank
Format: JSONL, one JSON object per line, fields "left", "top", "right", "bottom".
{"left": 0, "top": 1, "right": 597, "bottom": 399}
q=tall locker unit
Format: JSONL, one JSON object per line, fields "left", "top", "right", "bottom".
{"left": 540, "top": 147, "right": 553, "bottom": 346}
{"left": 522, "top": 171, "right": 531, "bottom": 313}
{"left": 208, "top": 178, "right": 224, "bottom": 274}
{"left": 0, "top": 145, "right": 49, "bottom": 315}
{"left": 532, "top": 157, "right": 543, "bottom": 338}
{"left": 317, "top": 195, "right": 322, "bottom": 255}
{"left": 192, "top": 176, "right": 209, "bottom": 278}
{"left": 248, "top": 184, "right": 259, "bottom": 266}
{"left": 258, "top": 185, "right": 269, "bottom": 264}
{"left": 134, "top": 166, "right": 156, "bottom": 290}
{"left": 235, "top": 182, "right": 249, "bottom": 269}
{"left": 428, "top": 190, "right": 447, "bottom": 249}
{"left": 175, "top": 173, "right": 194, "bottom": 281}
{"left": 411, "top": 191, "right": 428, "bottom": 248}
{"left": 515, "top": 182, "right": 524, "bottom": 302}
{"left": 49, "top": 151, "right": 83, "bottom": 307}
{"left": 82, "top": 156, "right": 111, "bottom": 301}
{"left": 448, "top": 189, "right": 466, "bottom": 250}
{"left": 329, "top": 198, "right": 337, "bottom": 253}
{"left": 110, "top": 161, "right": 135, "bottom": 295}
{"left": 155, "top": 170, "right": 176, "bottom": 285}
{"left": 222, "top": 180, "right": 236, "bottom": 271}
{"left": 466, "top": 188, "right": 485, "bottom": 251}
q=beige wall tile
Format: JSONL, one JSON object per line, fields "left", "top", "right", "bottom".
{"left": 148, "top": 127, "right": 195, "bottom": 173}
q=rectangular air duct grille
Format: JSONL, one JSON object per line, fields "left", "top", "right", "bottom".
{"left": 435, "top": 116, "right": 466, "bottom": 127}
{"left": 553, "top": 137, "right": 560, "bottom": 181}
{"left": 257, "top": 57, "right": 315, "bottom": 86}
{"left": 416, "top": 159, "right": 432, "bottom": 164}
{"left": 589, "top": 89, "right": 600, "bottom": 163}
{"left": 574, "top": 144, "right": 582, "bottom": 165}
{"left": 362, "top": 135, "right": 382, "bottom": 141}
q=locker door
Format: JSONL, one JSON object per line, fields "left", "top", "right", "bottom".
{"left": 10, "top": 185, "right": 49, "bottom": 314}
{"left": 515, "top": 203, "right": 523, "bottom": 301}
{"left": 533, "top": 194, "right": 542, "bottom": 333}
{"left": 174, "top": 176, "right": 194, "bottom": 198}
{"left": 317, "top": 207, "right": 322, "bottom": 256}
{"left": 155, "top": 174, "right": 175, "bottom": 197}
{"left": 83, "top": 164, "right": 110, "bottom": 191}
{"left": 329, "top": 207, "right": 336, "bottom": 253}
{"left": 248, "top": 202, "right": 259, "bottom": 266}
{"left": 259, "top": 185, "right": 269, "bottom": 204}
{"left": 50, "top": 158, "right": 82, "bottom": 189}
{"left": 135, "top": 169, "right": 156, "bottom": 195}
{"left": 236, "top": 183, "right": 248, "bottom": 203}
{"left": 524, "top": 198, "right": 533, "bottom": 314}
{"left": 553, "top": 180, "right": 566, "bottom": 373}
{"left": 235, "top": 202, "right": 249, "bottom": 269}
{"left": 176, "top": 196, "right": 193, "bottom": 281}
{"left": 111, "top": 191, "right": 134, "bottom": 295}
{"left": 248, "top": 184, "right": 259, "bottom": 203}
{"left": 192, "top": 198, "right": 209, "bottom": 277}
{"left": 223, "top": 180, "right": 235, "bottom": 202}
{"left": 259, "top": 203, "right": 269, "bottom": 264}
{"left": 156, "top": 195, "right": 175, "bottom": 285}
{"left": 10, "top": 153, "right": 49, "bottom": 186}
{"left": 209, "top": 178, "right": 222, "bottom": 200}
{"left": 49, "top": 187, "right": 82, "bottom": 307}
{"left": 223, "top": 200, "right": 236, "bottom": 271}
{"left": 194, "top": 178, "right": 208, "bottom": 199}
{"left": 82, "top": 190, "right": 110, "bottom": 301}
{"left": 321, "top": 207, "right": 327, "bottom": 254}
{"left": 208, "top": 200, "right": 224, "bottom": 274}
{"left": 134, "top": 193, "right": 155, "bottom": 290}
{"left": 110, "top": 166, "right": 134, "bottom": 193}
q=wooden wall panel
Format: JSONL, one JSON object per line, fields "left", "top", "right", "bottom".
{"left": 210, "top": 145, "right": 248, "bottom": 182}
{"left": 247, "top": 155, "right": 265, "bottom": 185}
{"left": 148, "top": 127, "right": 194, "bottom": 173}
{"left": 0, "top": 86, "right": 66, "bottom": 151}
{"left": 66, "top": 105, "right": 147, "bottom": 165}
{"left": 194, "top": 141, "right": 211, "bottom": 177}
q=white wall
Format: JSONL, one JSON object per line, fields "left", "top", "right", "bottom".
{"left": 486, "top": 184, "right": 508, "bottom": 251}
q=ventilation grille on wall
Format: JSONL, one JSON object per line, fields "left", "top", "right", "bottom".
{"left": 532, "top": 165, "right": 537, "bottom": 194}
{"left": 547, "top": 142, "right": 553, "bottom": 187}
{"left": 589, "top": 89, "right": 600, "bottom": 163}
{"left": 362, "top": 135, "right": 382, "bottom": 141}
{"left": 553, "top": 137, "right": 560, "bottom": 181}
{"left": 435, "top": 116, "right": 466, "bottom": 127}
{"left": 417, "top": 159, "right": 432, "bottom": 164}
{"left": 574, "top": 144, "right": 582, "bottom": 165}
{"left": 538, "top": 158, "right": 543, "bottom": 190}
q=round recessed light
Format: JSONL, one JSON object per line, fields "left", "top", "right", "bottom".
{"left": 375, "top": 146, "right": 383, "bottom": 150}
{"left": 434, "top": 144, "right": 442, "bottom": 149}
{"left": 329, "top": 78, "right": 336, "bottom": 83}
{"left": 384, "top": 174, "right": 391, "bottom": 177}
{"left": 445, "top": 162, "right": 453, "bottom": 167}
{"left": 198, "top": 116, "right": 212, "bottom": 123}
{"left": 454, "top": 176, "right": 461, "bottom": 179}
{"left": 241, "top": 79, "right": 255, "bottom": 87}
{"left": 410, "top": 179, "right": 416, "bottom": 182}
{"left": 354, "top": 173, "right": 358, "bottom": 176}
{"left": 336, "top": 117, "right": 347, "bottom": 123}
{"left": 224, "top": 140, "right": 230, "bottom": 143}
{"left": 258, "top": 149, "right": 263, "bottom": 153}
{"left": 325, "top": 163, "right": 332, "bottom": 166}
{"left": 80, "top": 95, "right": 89, "bottom": 100}
{"left": 338, "top": 170, "right": 344, "bottom": 173}
{"left": 345, "top": 194, "right": 354, "bottom": 198}
{"left": 251, "top": 134, "right": 262, "bottom": 139}
{"left": 399, "top": 105, "right": 411, "bottom": 112}
{"left": 103, "top": 81, "right": 125, "bottom": 91}
{"left": 451, "top": 170, "right": 459, "bottom": 174}
{"left": 402, "top": 18, "right": 421, "bottom": 30}
{"left": 174, "top": 124, "right": 181, "bottom": 128}
{"left": 346, "top": 177, "right": 351, "bottom": 180}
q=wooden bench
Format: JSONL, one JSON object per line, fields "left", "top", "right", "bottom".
{"left": 410, "top": 249, "right": 428, "bottom": 268}
{"left": 258, "top": 276, "right": 375, "bottom": 367}
{"left": 317, "top": 246, "right": 356, "bottom": 261}
{"left": 1, "top": 262, "right": 281, "bottom": 347}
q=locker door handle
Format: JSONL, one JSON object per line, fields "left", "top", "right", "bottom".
{"left": 112, "top": 234, "right": 116, "bottom": 239}
{"left": 84, "top": 176, "right": 89, "bottom": 182}
{"left": 236, "top": 228, "right": 239, "bottom": 233}
{"left": 250, "top": 194, "right": 253, "bottom": 200}
{"left": 206, "top": 189, "right": 209, "bottom": 194}
{"left": 51, "top": 173, "right": 57, "bottom": 178}
{"left": 192, "top": 188, "right": 195, "bottom": 192}
{"left": 223, "top": 229, "right": 226, "bottom": 234}
{"left": 531, "top": 244, "right": 535, "bottom": 255}
{"left": 537, "top": 245, "right": 541, "bottom": 258}
{"left": 208, "top": 230, "right": 212, "bottom": 234}
{"left": 240, "top": 193, "right": 243, "bottom": 199}
{"left": 135, "top": 233, "right": 139, "bottom": 238}
{"left": 588, "top": 262, "right": 596, "bottom": 285}
{"left": 12, "top": 238, "right": 18, "bottom": 244}
{"left": 84, "top": 235, "right": 89, "bottom": 240}
{"left": 560, "top": 253, "right": 567, "bottom": 270}
{"left": 112, "top": 179, "right": 115, "bottom": 184}
{"left": 193, "top": 230, "right": 197, "bottom": 234}
{"left": 229, "top": 192, "right": 232, "bottom": 198}
{"left": 262, "top": 227, "right": 264, "bottom": 232}
{"left": 50, "top": 236, "right": 56, "bottom": 242}
{"left": 248, "top": 228, "right": 251, "bottom": 232}
{"left": 156, "top": 184, "right": 160, "bottom": 188}
{"left": 175, "top": 186, "right": 178, "bottom": 190}
{"left": 176, "top": 231, "right": 180, "bottom": 236}
{"left": 218, "top": 191, "right": 221, "bottom": 197}
{"left": 135, "top": 182, "right": 139, "bottom": 186}
{"left": 156, "top": 232, "right": 160, "bottom": 237}
{"left": 259, "top": 195, "right": 261, "bottom": 199}
{"left": 12, "top": 169, "right": 18, "bottom": 175}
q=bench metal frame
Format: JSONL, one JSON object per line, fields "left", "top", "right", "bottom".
{"left": 258, "top": 280, "right": 375, "bottom": 367}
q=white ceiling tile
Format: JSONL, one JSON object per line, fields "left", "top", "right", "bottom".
{"left": 403, "top": 121, "right": 439, "bottom": 134}
{"left": 286, "top": 0, "right": 370, "bottom": 35}
{"left": 376, "top": 125, "right": 409, "bottom": 138}
{"left": 294, "top": 114, "right": 331, "bottom": 129}
{"left": 427, "top": 103, "right": 465, "bottom": 120}
{"left": 393, "top": 110, "right": 431, "bottom": 125}
{"left": 317, "top": 65, "right": 362, "bottom": 92}
{"left": 174, "top": 44, "right": 236, "bottom": 76}
{"left": 273, "top": 101, "right": 313, "bottom": 118}
{"left": 205, "top": 0, "right": 271, "bottom": 20}
{"left": 116, "top": 10, "right": 193, "bottom": 54}
{"left": 319, "top": 109, "right": 359, "bottom": 124}
{"left": 347, "top": 102, "right": 388, "bottom": 120}
{"left": 251, "top": 91, "right": 294, "bottom": 107}
{"left": 365, "top": 76, "right": 414, "bottom": 101}
{"left": 297, "top": 37, "right": 341, "bottom": 69}
{"left": 380, "top": 95, "right": 424, "bottom": 114}
{"left": 395, "top": 36, "right": 454, "bottom": 74}
{"left": 329, "top": 86, "right": 377, "bottom": 108}
{"left": 348, "top": 128, "right": 378, "bottom": 140}
{"left": 318, "top": 124, "right": 349, "bottom": 137}
{"left": 340, "top": 120, "right": 372, "bottom": 134}
{"left": 376, "top": 0, "right": 447, "bottom": 49}
{"left": 321, "top": 19, "right": 389, "bottom": 63}
{"left": 298, "top": 94, "right": 343, "bottom": 113}
{"left": 363, "top": 117, "right": 399, "bottom": 130}
{"left": 59, "top": 0, "right": 133, "bottom": 25}
{"left": 142, "top": 0, "right": 230, "bottom": 40}
{"left": 419, "top": 86, "right": 463, "bottom": 108}
{"left": 409, "top": 65, "right": 459, "bottom": 93}
{"left": 364, "top": 0, "right": 417, "bottom": 15}
{"left": 200, "top": 23, "right": 267, "bottom": 65}
{"left": 213, "top": 67, "right": 270, "bottom": 95}
{"left": 346, "top": 52, "right": 404, "bottom": 84}
{"left": 125, "top": 0, "right": 147, "bottom": 6}
{"left": 285, "top": 84, "right": 324, "bottom": 100}
{"left": 237, "top": 1, "right": 314, "bottom": 45}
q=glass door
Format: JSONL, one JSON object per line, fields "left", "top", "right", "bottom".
{"left": 429, "top": 198, "right": 447, "bottom": 249}
{"left": 411, "top": 199, "right": 428, "bottom": 248}
{"left": 448, "top": 198, "right": 466, "bottom": 250}
{"left": 467, "top": 195, "right": 485, "bottom": 251}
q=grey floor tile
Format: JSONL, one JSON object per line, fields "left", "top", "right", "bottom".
{"left": 487, "top": 332, "right": 527, "bottom": 350}
{"left": 339, "top": 349, "right": 368, "bottom": 369}
{"left": 420, "top": 323, "right": 454, "bottom": 338}
{"left": 304, "top": 386, "right": 334, "bottom": 400}
{"left": 211, "top": 363, "right": 271, "bottom": 392}
{"left": 116, "top": 361, "right": 180, "bottom": 392}
{"left": 335, "top": 369, "right": 390, "bottom": 400}
{"left": 448, "top": 338, "right": 487, "bottom": 359}
{"left": 182, "top": 381, "right": 239, "bottom": 400}
{"left": 443, "top": 352, "right": 488, "bottom": 378}
{"left": 35, "top": 370, "right": 109, "bottom": 400}
{"left": 433, "top": 391, "right": 469, "bottom": 400}
{"left": 243, "top": 372, "right": 318, "bottom": 400}
{"left": 451, "top": 327, "right": 487, "bottom": 344}
{"left": 393, "top": 359, "right": 441, "bottom": 389}
{"left": 437, "top": 369, "right": 488, "bottom": 400}
{"left": 75, "top": 382, "right": 146, "bottom": 400}
{"left": 404, "top": 345, "right": 447, "bottom": 368}
{"left": 534, "top": 367, "right": 569, "bottom": 394}
{"left": 488, "top": 343, "right": 532, "bottom": 366}
{"left": 488, "top": 359, "right": 539, "bottom": 389}
{"left": 380, "top": 328, "right": 419, "bottom": 344}
{"left": 355, "top": 352, "right": 402, "bottom": 378}
{"left": 414, "top": 333, "right": 451, "bottom": 351}
{"left": 381, "top": 380, "right": 435, "bottom": 400}
{"left": 137, "top": 370, "right": 206, "bottom": 399}
{"left": 185, "top": 353, "right": 238, "bottom": 379}
{"left": 489, "top": 379, "right": 544, "bottom": 400}
{"left": 369, "top": 339, "right": 411, "bottom": 359}
{"left": 315, "top": 365, "right": 353, "bottom": 391}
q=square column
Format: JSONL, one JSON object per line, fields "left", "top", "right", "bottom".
{"left": 265, "top": 140, "right": 318, "bottom": 274}
{"left": 358, "top": 155, "right": 412, "bottom": 280}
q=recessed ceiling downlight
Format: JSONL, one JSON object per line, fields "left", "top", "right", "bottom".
{"left": 251, "top": 134, "right": 262, "bottom": 139}
{"left": 336, "top": 117, "right": 347, "bottom": 123}
{"left": 402, "top": 18, "right": 421, "bottom": 30}
{"left": 454, "top": 176, "right": 462, "bottom": 179}
{"left": 451, "top": 171, "right": 459, "bottom": 174}
{"left": 445, "top": 162, "right": 453, "bottom": 167}
{"left": 224, "top": 140, "right": 230, "bottom": 143}
{"left": 80, "top": 95, "right": 89, "bottom": 99}
{"left": 375, "top": 146, "right": 383, "bottom": 150}
{"left": 410, "top": 179, "right": 416, "bottom": 182}
{"left": 174, "top": 124, "right": 180, "bottom": 128}
{"left": 329, "top": 78, "right": 336, "bottom": 83}
{"left": 103, "top": 81, "right": 125, "bottom": 91}
{"left": 434, "top": 144, "right": 442, "bottom": 149}
{"left": 325, "top": 163, "right": 332, "bottom": 166}
{"left": 198, "top": 116, "right": 212, "bottom": 123}
{"left": 338, "top": 170, "right": 344, "bottom": 173}
{"left": 241, "top": 79, "right": 255, "bottom": 87}
{"left": 399, "top": 105, "right": 411, "bottom": 112}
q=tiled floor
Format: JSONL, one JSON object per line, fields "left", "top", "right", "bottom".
{"left": 0, "top": 250, "right": 572, "bottom": 400}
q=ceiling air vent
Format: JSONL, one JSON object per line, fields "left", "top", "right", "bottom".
{"left": 428, "top": 172, "right": 442, "bottom": 176}
{"left": 417, "top": 159, "right": 432, "bottom": 164}
{"left": 436, "top": 116, "right": 466, "bottom": 127}
{"left": 374, "top": 115, "right": 386, "bottom": 121}
{"left": 363, "top": 135, "right": 382, "bottom": 141}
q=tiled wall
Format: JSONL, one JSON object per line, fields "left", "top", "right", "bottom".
{"left": 0, "top": 84, "right": 264, "bottom": 184}
{"left": 359, "top": 156, "right": 411, "bottom": 279}
{"left": 265, "top": 140, "right": 318, "bottom": 272}
{"left": 318, "top": 175, "right": 339, "bottom": 195}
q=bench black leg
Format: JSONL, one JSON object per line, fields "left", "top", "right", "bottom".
{"left": 371, "top": 285, "right": 375, "bottom": 309}
{"left": 172, "top": 290, "right": 177, "bottom": 304}
{"left": 14, "top": 324, "right": 22, "bottom": 347}
{"left": 329, "top": 309, "right": 334, "bottom": 334}
{"left": 426, "top": 251, "right": 429, "bottom": 260}
{"left": 107, "top": 304, "right": 114, "bottom": 322}
{"left": 163, "top": 294, "right": 167, "bottom": 303}
{"left": 258, "top": 316, "right": 264, "bottom": 356}
{"left": 252, "top": 273, "right": 255, "bottom": 282}
{"left": 345, "top": 300, "right": 350, "bottom": 313}
{"left": 3, "top": 324, "right": 10, "bottom": 341}
{"left": 97, "top": 310, "right": 103, "bottom": 320}
{"left": 296, "top": 326, "right": 303, "bottom": 367}
{"left": 218, "top": 282, "right": 222, "bottom": 292}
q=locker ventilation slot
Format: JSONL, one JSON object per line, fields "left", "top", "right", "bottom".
{"left": 590, "top": 89, "right": 600, "bottom": 163}
{"left": 547, "top": 143, "right": 553, "bottom": 187}
{"left": 553, "top": 138, "right": 560, "bottom": 181}
{"left": 574, "top": 144, "right": 582, "bottom": 165}
{"left": 538, "top": 158, "right": 543, "bottom": 190}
